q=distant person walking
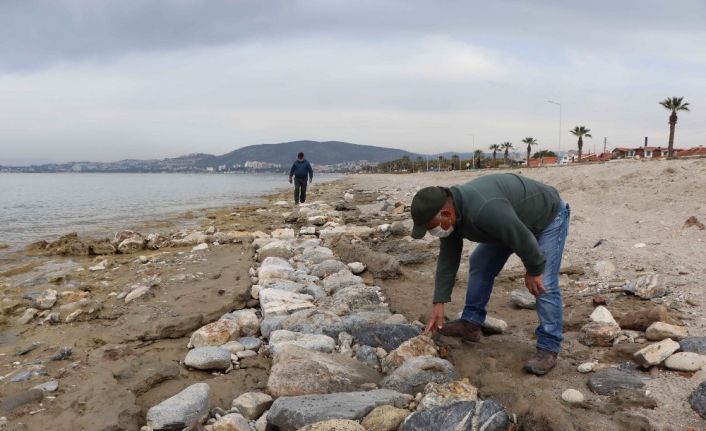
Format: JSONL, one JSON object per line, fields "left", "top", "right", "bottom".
{"left": 289, "top": 152, "right": 314, "bottom": 205}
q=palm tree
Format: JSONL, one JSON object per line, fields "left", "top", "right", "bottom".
{"left": 473, "top": 150, "right": 484, "bottom": 169}
{"left": 489, "top": 144, "right": 501, "bottom": 165}
{"left": 521, "top": 137, "right": 538, "bottom": 167}
{"left": 569, "top": 126, "right": 592, "bottom": 163}
{"left": 659, "top": 97, "right": 690, "bottom": 158}
{"left": 500, "top": 142, "right": 513, "bottom": 165}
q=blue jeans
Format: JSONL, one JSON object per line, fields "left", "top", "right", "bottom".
{"left": 461, "top": 201, "right": 570, "bottom": 353}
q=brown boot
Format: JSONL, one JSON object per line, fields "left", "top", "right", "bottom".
{"left": 438, "top": 319, "right": 482, "bottom": 343}
{"left": 523, "top": 348, "right": 558, "bottom": 375}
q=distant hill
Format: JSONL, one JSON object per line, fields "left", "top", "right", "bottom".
{"left": 200, "top": 140, "right": 418, "bottom": 167}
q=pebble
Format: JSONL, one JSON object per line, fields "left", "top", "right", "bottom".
{"left": 561, "top": 389, "right": 585, "bottom": 404}
{"left": 577, "top": 362, "right": 596, "bottom": 373}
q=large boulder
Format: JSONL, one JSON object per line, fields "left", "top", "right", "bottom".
{"left": 322, "top": 270, "right": 364, "bottom": 293}
{"left": 318, "top": 286, "right": 381, "bottom": 315}
{"left": 401, "top": 400, "right": 510, "bottom": 431}
{"left": 268, "top": 330, "right": 336, "bottom": 354}
{"left": 267, "top": 345, "right": 381, "bottom": 397}
{"left": 221, "top": 309, "right": 260, "bottom": 337}
{"left": 587, "top": 368, "right": 645, "bottom": 395}
{"left": 259, "top": 288, "right": 315, "bottom": 318}
{"left": 282, "top": 309, "right": 350, "bottom": 338}
{"left": 184, "top": 347, "right": 232, "bottom": 370}
{"left": 351, "top": 324, "right": 421, "bottom": 351}
{"left": 311, "top": 260, "right": 351, "bottom": 278}
{"left": 381, "top": 356, "right": 457, "bottom": 395}
{"left": 146, "top": 383, "right": 210, "bottom": 430}
{"left": 381, "top": 335, "right": 438, "bottom": 372}
{"left": 258, "top": 257, "right": 296, "bottom": 280}
{"left": 189, "top": 320, "right": 240, "bottom": 348}
{"left": 267, "top": 390, "right": 410, "bottom": 431}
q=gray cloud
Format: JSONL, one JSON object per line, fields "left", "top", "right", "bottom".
{"left": 0, "top": 0, "right": 704, "bottom": 162}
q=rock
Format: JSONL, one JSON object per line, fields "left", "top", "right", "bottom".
{"left": 683, "top": 215, "right": 706, "bottom": 230}
{"left": 561, "top": 389, "right": 585, "bottom": 404}
{"left": 259, "top": 257, "right": 296, "bottom": 280}
{"left": 231, "top": 392, "right": 273, "bottom": 420}
{"left": 418, "top": 378, "right": 478, "bottom": 410}
{"left": 322, "top": 270, "right": 364, "bottom": 293}
{"left": 222, "top": 309, "right": 260, "bottom": 337}
{"left": 594, "top": 260, "right": 616, "bottom": 278}
{"left": 381, "top": 335, "right": 438, "bottom": 372}
{"left": 184, "top": 347, "right": 232, "bottom": 370}
{"left": 236, "top": 350, "right": 257, "bottom": 359}
{"left": 302, "top": 284, "right": 326, "bottom": 300}
{"left": 344, "top": 193, "right": 354, "bottom": 202}
{"left": 590, "top": 306, "right": 619, "bottom": 326}
{"left": 624, "top": 274, "right": 667, "bottom": 299}
{"left": 481, "top": 316, "right": 508, "bottom": 334}
{"left": 311, "top": 260, "right": 351, "bottom": 278}
{"left": 257, "top": 240, "right": 294, "bottom": 261}
{"left": 268, "top": 345, "right": 381, "bottom": 397}
{"left": 361, "top": 405, "right": 409, "bottom": 431}
{"left": 355, "top": 345, "right": 379, "bottom": 368}
{"left": 146, "top": 383, "right": 210, "bottom": 430}
{"left": 125, "top": 285, "right": 151, "bottom": 303}
{"left": 238, "top": 337, "right": 262, "bottom": 351}
{"left": 577, "top": 362, "right": 596, "bottom": 373}
{"left": 301, "top": 247, "right": 335, "bottom": 264}
{"left": 339, "top": 331, "right": 354, "bottom": 355}
{"left": 299, "top": 226, "right": 316, "bottom": 235}
{"left": 400, "top": 400, "right": 510, "bottom": 431}
{"left": 299, "top": 420, "right": 365, "bottom": 431}
{"left": 17, "top": 307, "right": 38, "bottom": 324}
{"left": 592, "top": 295, "right": 607, "bottom": 306}
{"left": 272, "top": 228, "right": 296, "bottom": 239}
{"left": 113, "top": 359, "right": 180, "bottom": 396}
{"left": 282, "top": 309, "right": 349, "bottom": 338}
{"left": 260, "top": 316, "right": 287, "bottom": 338}
{"left": 212, "top": 413, "right": 250, "bottom": 431}
{"left": 347, "top": 262, "right": 366, "bottom": 274}
{"left": 269, "top": 330, "right": 336, "bottom": 354}
{"left": 645, "top": 322, "right": 688, "bottom": 341}
{"left": 260, "top": 279, "right": 305, "bottom": 293}
{"left": 578, "top": 322, "right": 621, "bottom": 347}
{"left": 390, "top": 221, "right": 408, "bottom": 236}
{"left": 618, "top": 305, "right": 680, "bottom": 331}
{"left": 189, "top": 320, "right": 240, "bottom": 348}
{"left": 118, "top": 234, "right": 146, "bottom": 254}
{"left": 32, "top": 379, "right": 59, "bottom": 393}
{"left": 267, "top": 389, "right": 409, "bottom": 431}
{"left": 89, "top": 260, "right": 108, "bottom": 271}
{"left": 633, "top": 338, "right": 680, "bottom": 367}
{"left": 259, "top": 288, "right": 315, "bottom": 318}
{"left": 381, "top": 356, "right": 457, "bottom": 395}
{"left": 255, "top": 410, "right": 269, "bottom": 431}
{"left": 192, "top": 243, "right": 209, "bottom": 252}
{"left": 351, "top": 324, "right": 421, "bottom": 351}
{"left": 33, "top": 289, "right": 57, "bottom": 310}
{"left": 319, "top": 286, "right": 382, "bottom": 315}
{"left": 688, "top": 381, "right": 706, "bottom": 419}
{"left": 587, "top": 368, "right": 645, "bottom": 395}
{"left": 510, "top": 289, "right": 536, "bottom": 309}
{"left": 664, "top": 352, "right": 704, "bottom": 371}
{"left": 680, "top": 337, "right": 706, "bottom": 355}
{"left": 308, "top": 216, "right": 329, "bottom": 226}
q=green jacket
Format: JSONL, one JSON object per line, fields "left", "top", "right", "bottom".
{"left": 434, "top": 173, "right": 561, "bottom": 303}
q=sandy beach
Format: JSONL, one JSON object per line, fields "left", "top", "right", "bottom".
{"left": 1, "top": 158, "right": 705, "bottom": 430}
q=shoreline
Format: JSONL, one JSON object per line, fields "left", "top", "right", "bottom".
{"left": 1, "top": 159, "right": 705, "bottom": 430}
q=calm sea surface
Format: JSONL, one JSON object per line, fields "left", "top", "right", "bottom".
{"left": 0, "top": 173, "right": 341, "bottom": 249}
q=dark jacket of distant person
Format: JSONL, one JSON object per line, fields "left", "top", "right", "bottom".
{"left": 290, "top": 158, "right": 314, "bottom": 181}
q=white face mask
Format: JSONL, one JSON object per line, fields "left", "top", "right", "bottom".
{"left": 429, "top": 224, "right": 454, "bottom": 238}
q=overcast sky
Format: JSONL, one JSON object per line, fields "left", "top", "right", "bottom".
{"left": 1, "top": 0, "right": 704, "bottom": 164}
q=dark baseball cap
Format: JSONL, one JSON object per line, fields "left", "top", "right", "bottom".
{"left": 411, "top": 186, "right": 448, "bottom": 239}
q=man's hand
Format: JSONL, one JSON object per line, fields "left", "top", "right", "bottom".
{"left": 288, "top": 177, "right": 292, "bottom": 184}
{"left": 423, "top": 303, "right": 446, "bottom": 335}
{"left": 525, "top": 273, "right": 546, "bottom": 297}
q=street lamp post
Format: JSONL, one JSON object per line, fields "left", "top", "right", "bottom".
{"left": 547, "top": 100, "right": 562, "bottom": 155}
